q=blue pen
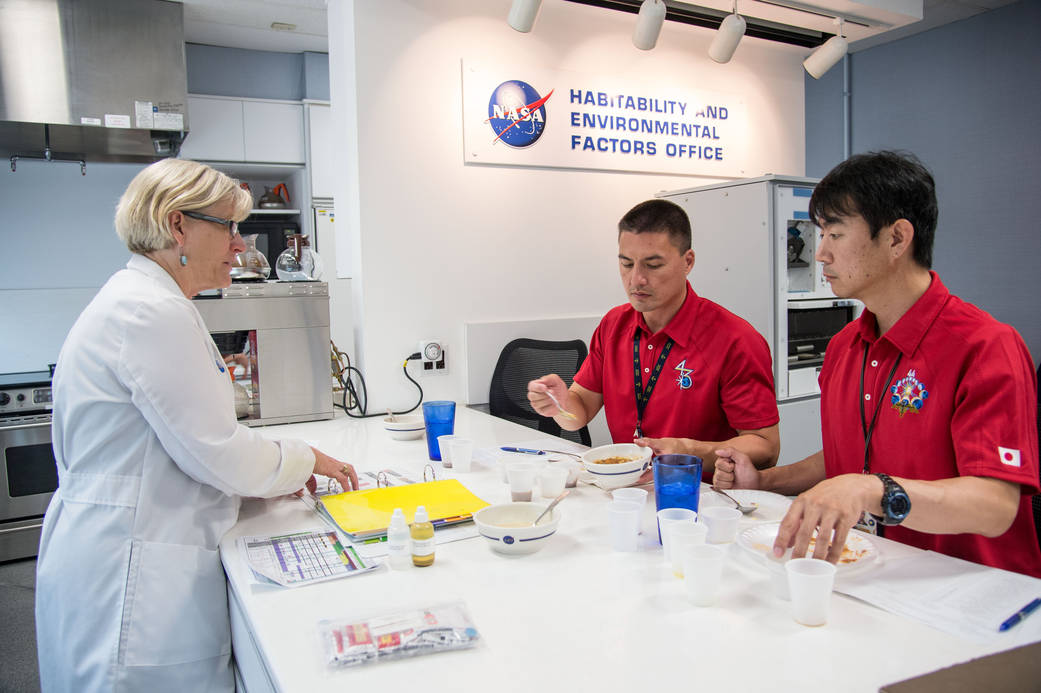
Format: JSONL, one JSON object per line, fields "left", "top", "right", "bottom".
{"left": 998, "top": 597, "right": 1041, "bottom": 632}
{"left": 499, "top": 446, "right": 546, "bottom": 456}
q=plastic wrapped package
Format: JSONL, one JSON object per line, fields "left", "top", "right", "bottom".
{"left": 320, "top": 601, "right": 480, "bottom": 668}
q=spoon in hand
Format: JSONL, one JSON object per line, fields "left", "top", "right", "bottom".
{"left": 711, "top": 486, "right": 758, "bottom": 515}
{"left": 533, "top": 490, "right": 569, "bottom": 526}
{"left": 543, "top": 389, "right": 579, "bottom": 421}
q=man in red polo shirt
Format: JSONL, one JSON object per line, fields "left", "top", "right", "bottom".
{"left": 527, "top": 199, "right": 780, "bottom": 476}
{"left": 713, "top": 151, "right": 1041, "bottom": 577}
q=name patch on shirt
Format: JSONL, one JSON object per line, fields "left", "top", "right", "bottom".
{"left": 998, "top": 447, "right": 1022, "bottom": 467}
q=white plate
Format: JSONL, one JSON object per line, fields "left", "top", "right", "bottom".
{"left": 737, "top": 522, "right": 879, "bottom": 575}
{"left": 697, "top": 488, "right": 793, "bottom": 523}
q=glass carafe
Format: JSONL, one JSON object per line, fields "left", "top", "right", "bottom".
{"left": 275, "top": 234, "right": 323, "bottom": 281}
{"left": 231, "top": 233, "right": 270, "bottom": 281}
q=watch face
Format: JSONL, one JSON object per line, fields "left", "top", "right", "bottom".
{"left": 889, "top": 493, "right": 910, "bottom": 518}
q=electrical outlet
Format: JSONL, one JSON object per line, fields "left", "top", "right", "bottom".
{"left": 418, "top": 340, "right": 447, "bottom": 373}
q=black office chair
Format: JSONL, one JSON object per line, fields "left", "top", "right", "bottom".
{"left": 489, "top": 338, "right": 592, "bottom": 447}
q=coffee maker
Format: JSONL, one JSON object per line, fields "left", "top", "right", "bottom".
{"left": 193, "top": 282, "right": 334, "bottom": 426}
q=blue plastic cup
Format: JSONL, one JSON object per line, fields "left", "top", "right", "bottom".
{"left": 653, "top": 454, "right": 703, "bottom": 514}
{"left": 422, "top": 401, "right": 456, "bottom": 461}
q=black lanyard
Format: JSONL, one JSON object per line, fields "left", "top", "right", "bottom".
{"left": 858, "top": 344, "right": 902, "bottom": 474}
{"left": 633, "top": 332, "right": 674, "bottom": 438}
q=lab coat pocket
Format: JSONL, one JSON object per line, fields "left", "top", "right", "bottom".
{"left": 120, "top": 539, "right": 231, "bottom": 667}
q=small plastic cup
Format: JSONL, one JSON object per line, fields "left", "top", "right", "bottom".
{"left": 447, "top": 438, "right": 474, "bottom": 472}
{"left": 612, "top": 487, "right": 648, "bottom": 509}
{"left": 506, "top": 462, "right": 537, "bottom": 502}
{"left": 656, "top": 507, "right": 697, "bottom": 561}
{"left": 539, "top": 467, "right": 568, "bottom": 498}
{"left": 786, "top": 558, "right": 837, "bottom": 626}
{"left": 699, "top": 506, "right": 742, "bottom": 543}
{"left": 684, "top": 544, "right": 726, "bottom": 607}
{"left": 561, "top": 460, "right": 582, "bottom": 488}
{"left": 669, "top": 522, "right": 709, "bottom": 577}
{"left": 608, "top": 500, "right": 642, "bottom": 552}
{"left": 436, "top": 434, "right": 458, "bottom": 468}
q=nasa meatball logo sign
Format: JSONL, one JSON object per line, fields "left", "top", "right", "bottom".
{"left": 462, "top": 60, "right": 754, "bottom": 177}
{"left": 486, "top": 80, "right": 553, "bottom": 148}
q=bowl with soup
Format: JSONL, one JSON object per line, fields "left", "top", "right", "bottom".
{"left": 473, "top": 502, "right": 561, "bottom": 555}
{"left": 580, "top": 443, "right": 653, "bottom": 490}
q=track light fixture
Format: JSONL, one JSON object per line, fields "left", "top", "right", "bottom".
{"left": 507, "top": 0, "right": 543, "bottom": 33}
{"left": 632, "top": 0, "right": 666, "bottom": 50}
{"left": 708, "top": 2, "right": 746, "bottom": 64}
{"left": 803, "top": 18, "right": 848, "bottom": 78}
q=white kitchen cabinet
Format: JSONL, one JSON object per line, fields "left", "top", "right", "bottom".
{"left": 305, "top": 102, "right": 334, "bottom": 200}
{"left": 180, "top": 95, "right": 304, "bottom": 165}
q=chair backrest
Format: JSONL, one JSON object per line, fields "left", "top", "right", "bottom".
{"left": 489, "top": 338, "right": 592, "bottom": 447}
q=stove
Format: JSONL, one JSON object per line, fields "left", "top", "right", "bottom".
{"left": 0, "top": 370, "right": 57, "bottom": 562}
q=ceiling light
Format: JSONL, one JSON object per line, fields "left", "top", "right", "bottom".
{"left": 803, "top": 19, "right": 847, "bottom": 78}
{"left": 708, "top": 4, "right": 746, "bottom": 64}
{"left": 632, "top": 0, "right": 666, "bottom": 50}
{"left": 508, "top": 0, "right": 543, "bottom": 33}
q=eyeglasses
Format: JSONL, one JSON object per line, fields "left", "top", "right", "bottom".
{"left": 182, "top": 210, "right": 239, "bottom": 238}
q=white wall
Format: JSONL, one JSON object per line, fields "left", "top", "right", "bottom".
{"left": 328, "top": 0, "right": 808, "bottom": 413}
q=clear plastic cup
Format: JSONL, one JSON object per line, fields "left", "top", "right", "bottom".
{"left": 612, "top": 487, "right": 648, "bottom": 509}
{"left": 699, "top": 506, "right": 742, "bottom": 543}
{"left": 608, "top": 500, "right": 642, "bottom": 552}
{"left": 786, "top": 558, "right": 837, "bottom": 626}
{"left": 506, "top": 462, "right": 537, "bottom": 502}
{"left": 765, "top": 547, "right": 794, "bottom": 600}
{"left": 436, "top": 434, "right": 458, "bottom": 468}
{"left": 669, "top": 522, "right": 709, "bottom": 577}
{"left": 539, "top": 467, "right": 568, "bottom": 498}
{"left": 684, "top": 544, "right": 726, "bottom": 606}
{"left": 656, "top": 507, "right": 697, "bottom": 562}
{"left": 447, "top": 438, "right": 474, "bottom": 472}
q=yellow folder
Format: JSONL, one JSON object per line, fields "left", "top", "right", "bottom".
{"left": 317, "top": 479, "right": 491, "bottom": 540}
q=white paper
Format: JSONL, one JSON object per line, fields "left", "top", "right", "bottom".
{"left": 134, "top": 101, "right": 154, "bottom": 128}
{"left": 475, "top": 436, "right": 588, "bottom": 466}
{"left": 104, "top": 114, "right": 131, "bottom": 128}
{"left": 836, "top": 551, "right": 1041, "bottom": 643}
{"left": 240, "top": 529, "right": 379, "bottom": 587}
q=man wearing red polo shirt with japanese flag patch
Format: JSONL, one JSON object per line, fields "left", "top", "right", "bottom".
{"left": 714, "top": 151, "right": 1041, "bottom": 578}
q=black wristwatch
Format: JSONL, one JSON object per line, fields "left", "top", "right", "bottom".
{"left": 874, "top": 473, "right": 911, "bottom": 526}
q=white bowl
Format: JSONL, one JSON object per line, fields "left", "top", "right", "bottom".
{"left": 382, "top": 415, "right": 424, "bottom": 441}
{"left": 580, "top": 443, "right": 652, "bottom": 490}
{"left": 473, "top": 502, "right": 561, "bottom": 555}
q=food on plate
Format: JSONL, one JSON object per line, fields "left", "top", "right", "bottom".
{"left": 749, "top": 534, "right": 868, "bottom": 564}
{"left": 593, "top": 455, "right": 639, "bottom": 465}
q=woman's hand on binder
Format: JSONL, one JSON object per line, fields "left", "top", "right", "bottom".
{"left": 307, "top": 447, "right": 360, "bottom": 494}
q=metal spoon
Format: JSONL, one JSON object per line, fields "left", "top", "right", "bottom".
{"left": 533, "top": 490, "right": 569, "bottom": 526}
{"left": 543, "top": 389, "right": 579, "bottom": 421}
{"left": 711, "top": 486, "right": 758, "bottom": 515}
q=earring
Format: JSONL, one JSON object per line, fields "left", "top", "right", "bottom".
{"left": 179, "top": 251, "right": 187, "bottom": 266}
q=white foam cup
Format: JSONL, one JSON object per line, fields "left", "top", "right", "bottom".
{"left": 608, "top": 500, "right": 642, "bottom": 552}
{"left": 447, "top": 438, "right": 474, "bottom": 472}
{"left": 699, "top": 506, "right": 742, "bottom": 544}
{"left": 683, "top": 544, "right": 726, "bottom": 606}
{"left": 786, "top": 558, "right": 837, "bottom": 626}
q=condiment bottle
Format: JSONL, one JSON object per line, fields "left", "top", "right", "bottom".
{"left": 410, "top": 505, "right": 435, "bottom": 567}
{"left": 386, "top": 508, "right": 410, "bottom": 570}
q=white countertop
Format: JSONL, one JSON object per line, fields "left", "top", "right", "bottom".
{"left": 220, "top": 408, "right": 1041, "bottom": 692}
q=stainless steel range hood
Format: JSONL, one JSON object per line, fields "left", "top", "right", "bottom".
{"left": 0, "top": 0, "right": 189, "bottom": 170}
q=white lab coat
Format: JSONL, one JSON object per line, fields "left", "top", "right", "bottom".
{"left": 36, "top": 254, "right": 314, "bottom": 692}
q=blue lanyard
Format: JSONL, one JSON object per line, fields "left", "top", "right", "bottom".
{"left": 633, "top": 332, "right": 674, "bottom": 438}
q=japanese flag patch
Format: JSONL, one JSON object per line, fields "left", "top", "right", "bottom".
{"left": 998, "top": 447, "right": 1021, "bottom": 467}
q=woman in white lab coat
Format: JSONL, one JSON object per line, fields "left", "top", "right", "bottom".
{"left": 35, "top": 159, "right": 358, "bottom": 692}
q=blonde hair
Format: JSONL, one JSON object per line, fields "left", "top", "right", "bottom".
{"left": 115, "top": 158, "right": 253, "bottom": 253}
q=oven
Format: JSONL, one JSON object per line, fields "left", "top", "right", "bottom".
{"left": 0, "top": 371, "right": 57, "bottom": 562}
{"left": 778, "top": 299, "right": 860, "bottom": 400}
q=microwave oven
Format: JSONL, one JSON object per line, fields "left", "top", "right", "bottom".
{"left": 779, "top": 298, "right": 860, "bottom": 400}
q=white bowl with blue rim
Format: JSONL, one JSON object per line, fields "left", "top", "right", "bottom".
{"left": 580, "top": 443, "right": 652, "bottom": 490}
{"left": 473, "top": 502, "right": 560, "bottom": 555}
{"left": 382, "top": 414, "right": 425, "bottom": 441}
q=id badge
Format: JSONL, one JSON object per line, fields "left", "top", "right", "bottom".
{"left": 854, "top": 512, "right": 879, "bottom": 536}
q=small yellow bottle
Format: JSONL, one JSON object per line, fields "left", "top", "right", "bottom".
{"left": 410, "top": 505, "right": 435, "bottom": 567}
